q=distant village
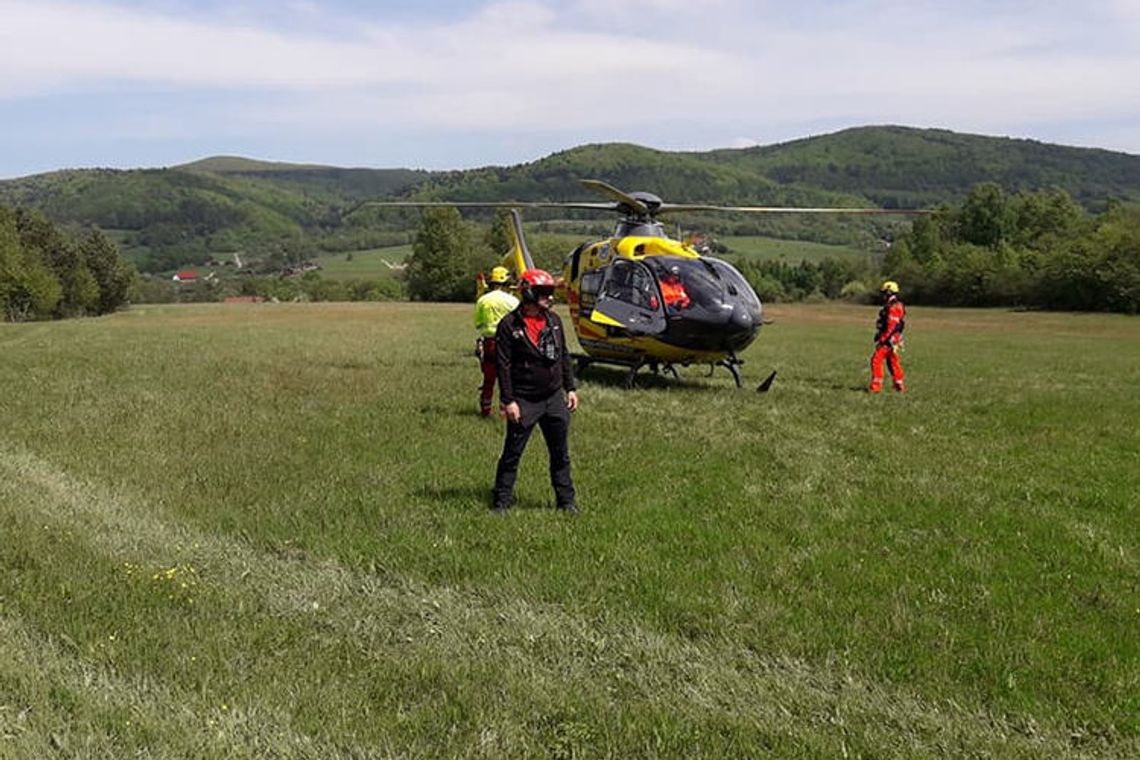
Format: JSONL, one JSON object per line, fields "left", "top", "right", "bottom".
{"left": 170, "top": 253, "right": 322, "bottom": 284}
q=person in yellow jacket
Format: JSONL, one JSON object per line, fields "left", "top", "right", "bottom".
{"left": 474, "top": 267, "right": 520, "bottom": 416}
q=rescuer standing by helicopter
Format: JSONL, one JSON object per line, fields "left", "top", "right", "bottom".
{"left": 491, "top": 269, "right": 580, "bottom": 513}
{"left": 474, "top": 266, "right": 519, "bottom": 417}
{"left": 869, "top": 280, "right": 906, "bottom": 393}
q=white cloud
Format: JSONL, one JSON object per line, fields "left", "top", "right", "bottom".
{"left": 1, "top": 0, "right": 1139, "bottom": 176}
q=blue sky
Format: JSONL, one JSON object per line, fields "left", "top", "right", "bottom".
{"left": 2, "top": 0, "right": 1138, "bottom": 178}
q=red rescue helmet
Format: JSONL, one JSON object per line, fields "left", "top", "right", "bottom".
{"left": 519, "top": 269, "right": 556, "bottom": 302}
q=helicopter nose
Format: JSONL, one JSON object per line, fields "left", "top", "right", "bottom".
{"left": 730, "top": 304, "right": 755, "bottom": 331}
{"left": 722, "top": 302, "right": 761, "bottom": 351}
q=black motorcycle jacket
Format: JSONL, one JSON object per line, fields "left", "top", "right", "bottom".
{"left": 495, "top": 308, "right": 576, "bottom": 404}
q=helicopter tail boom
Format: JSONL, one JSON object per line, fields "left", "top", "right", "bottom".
{"left": 502, "top": 209, "right": 535, "bottom": 276}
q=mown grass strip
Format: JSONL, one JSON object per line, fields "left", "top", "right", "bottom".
{"left": 2, "top": 441, "right": 1126, "bottom": 758}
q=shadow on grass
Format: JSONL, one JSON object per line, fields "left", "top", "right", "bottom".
{"left": 578, "top": 364, "right": 696, "bottom": 390}
{"left": 413, "top": 484, "right": 551, "bottom": 513}
{"left": 797, "top": 374, "right": 868, "bottom": 392}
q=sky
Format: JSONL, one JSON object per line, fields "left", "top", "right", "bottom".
{"left": 2, "top": 0, "right": 1139, "bottom": 179}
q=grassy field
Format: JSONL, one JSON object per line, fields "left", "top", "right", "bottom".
{"left": 719, "top": 236, "right": 868, "bottom": 263}
{"left": 1, "top": 302, "right": 1137, "bottom": 758}
{"left": 312, "top": 245, "right": 412, "bottom": 281}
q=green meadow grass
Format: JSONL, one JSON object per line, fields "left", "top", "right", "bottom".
{"left": 313, "top": 245, "right": 412, "bottom": 281}
{"left": 1, "top": 302, "right": 1137, "bottom": 758}
{"left": 720, "top": 236, "right": 868, "bottom": 263}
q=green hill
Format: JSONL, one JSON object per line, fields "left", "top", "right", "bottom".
{"left": 697, "top": 125, "right": 1140, "bottom": 210}
{"left": 406, "top": 128, "right": 1140, "bottom": 211}
{"left": 179, "top": 156, "right": 428, "bottom": 201}
{"left": 0, "top": 163, "right": 426, "bottom": 273}
{"left": 2, "top": 126, "right": 1138, "bottom": 274}
{"left": 0, "top": 168, "right": 321, "bottom": 272}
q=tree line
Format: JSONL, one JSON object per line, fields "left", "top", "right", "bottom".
{"left": 1, "top": 206, "right": 134, "bottom": 322}
{"left": 403, "top": 208, "right": 569, "bottom": 302}
{"left": 401, "top": 189, "right": 1140, "bottom": 314}
{"left": 7, "top": 181, "right": 1138, "bottom": 317}
{"left": 882, "top": 183, "right": 1140, "bottom": 313}
{"left": 720, "top": 184, "right": 1139, "bottom": 314}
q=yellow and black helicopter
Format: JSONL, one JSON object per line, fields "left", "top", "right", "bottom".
{"left": 379, "top": 179, "right": 921, "bottom": 389}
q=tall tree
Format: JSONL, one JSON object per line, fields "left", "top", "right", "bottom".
{"left": 1009, "top": 188, "right": 1086, "bottom": 249}
{"left": 80, "top": 228, "right": 135, "bottom": 314}
{"left": 957, "top": 182, "right": 1012, "bottom": 248}
{"left": 16, "top": 208, "right": 98, "bottom": 317}
{"left": 406, "top": 207, "right": 479, "bottom": 302}
{"left": 0, "top": 207, "right": 62, "bottom": 321}
{"left": 483, "top": 209, "right": 514, "bottom": 262}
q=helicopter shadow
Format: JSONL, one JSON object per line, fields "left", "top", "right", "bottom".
{"left": 576, "top": 363, "right": 708, "bottom": 391}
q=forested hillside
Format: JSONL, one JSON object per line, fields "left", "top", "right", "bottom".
{"left": 179, "top": 156, "right": 428, "bottom": 201}
{"left": 1, "top": 126, "right": 1137, "bottom": 278}
{"left": 697, "top": 126, "right": 1140, "bottom": 210}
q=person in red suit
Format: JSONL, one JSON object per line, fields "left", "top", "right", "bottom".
{"left": 869, "top": 280, "right": 906, "bottom": 393}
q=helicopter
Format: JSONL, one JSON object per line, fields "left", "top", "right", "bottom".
{"left": 375, "top": 179, "right": 923, "bottom": 389}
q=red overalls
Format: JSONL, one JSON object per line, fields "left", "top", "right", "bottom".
{"left": 869, "top": 296, "right": 906, "bottom": 393}
{"left": 479, "top": 339, "right": 500, "bottom": 416}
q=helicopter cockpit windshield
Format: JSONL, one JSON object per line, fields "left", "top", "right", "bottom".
{"left": 642, "top": 256, "right": 763, "bottom": 351}
{"left": 586, "top": 254, "right": 762, "bottom": 351}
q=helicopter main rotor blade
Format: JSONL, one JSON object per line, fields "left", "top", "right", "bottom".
{"left": 359, "top": 198, "right": 928, "bottom": 216}
{"left": 578, "top": 179, "right": 649, "bottom": 215}
{"left": 361, "top": 200, "right": 617, "bottom": 211}
{"left": 658, "top": 203, "right": 928, "bottom": 215}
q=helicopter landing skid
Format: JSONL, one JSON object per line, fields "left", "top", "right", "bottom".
{"left": 573, "top": 354, "right": 676, "bottom": 389}
{"left": 619, "top": 360, "right": 682, "bottom": 389}
{"left": 702, "top": 354, "right": 745, "bottom": 388}
{"left": 718, "top": 355, "right": 744, "bottom": 388}
{"left": 574, "top": 353, "right": 742, "bottom": 389}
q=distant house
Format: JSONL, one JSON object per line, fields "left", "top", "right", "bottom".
{"left": 279, "top": 261, "right": 322, "bottom": 279}
{"left": 172, "top": 270, "right": 198, "bottom": 282}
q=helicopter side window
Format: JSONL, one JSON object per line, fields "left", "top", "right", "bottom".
{"left": 601, "top": 260, "right": 657, "bottom": 311}
{"left": 578, "top": 270, "right": 603, "bottom": 317}
{"left": 567, "top": 243, "right": 588, "bottom": 282}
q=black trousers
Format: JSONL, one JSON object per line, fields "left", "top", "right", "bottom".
{"left": 492, "top": 393, "right": 575, "bottom": 508}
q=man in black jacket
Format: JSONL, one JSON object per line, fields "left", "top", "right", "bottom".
{"left": 492, "top": 268, "right": 580, "bottom": 513}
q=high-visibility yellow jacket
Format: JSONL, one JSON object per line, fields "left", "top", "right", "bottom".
{"left": 474, "top": 289, "right": 519, "bottom": 338}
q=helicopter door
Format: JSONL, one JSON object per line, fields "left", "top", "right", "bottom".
{"left": 591, "top": 259, "right": 666, "bottom": 334}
